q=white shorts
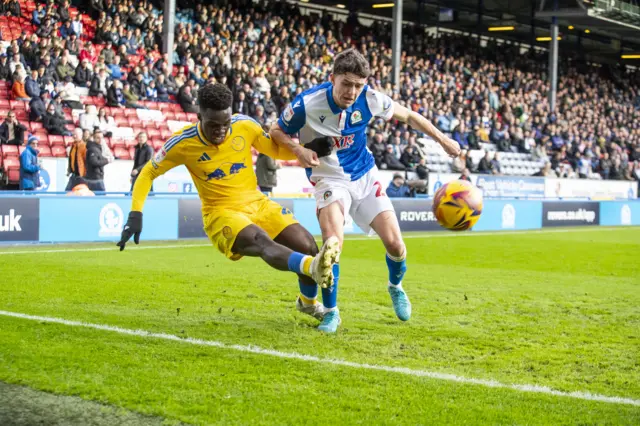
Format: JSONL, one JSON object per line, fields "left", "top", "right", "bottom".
{"left": 313, "top": 168, "right": 394, "bottom": 234}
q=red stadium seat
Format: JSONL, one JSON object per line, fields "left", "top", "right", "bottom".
{"left": 38, "top": 145, "right": 53, "bottom": 157}
{"left": 132, "top": 127, "right": 144, "bottom": 136}
{"left": 186, "top": 113, "right": 198, "bottom": 122}
{"left": 1, "top": 144, "right": 19, "bottom": 158}
{"left": 169, "top": 104, "right": 182, "bottom": 113}
{"left": 163, "top": 111, "right": 176, "bottom": 120}
{"left": 2, "top": 156, "right": 19, "bottom": 169}
{"left": 146, "top": 102, "right": 159, "bottom": 110}
{"left": 9, "top": 101, "right": 25, "bottom": 110}
{"left": 51, "top": 146, "right": 67, "bottom": 157}
{"left": 114, "top": 146, "right": 131, "bottom": 160}
{"left": 175, "top": 112, "right": 187, "bottom": 121}
{"left": 63, "top": 136, "right": 74, "bottom": 146}
{"left": 147, "top": 128, "right": 161, "bottom": 139}
{"left": 128, "top": 117, "right": 141, "bottom": 127}
{"left": 29, "top": 121, "right": 43, "bottom": 132}
{"left": 151, "top": 139, "right": 164, "bottom": 151}
{"left": 111, "top": 108, "right": 126, "bottom": 117}
{"left": 124, "top": 108, "right": 137, "bottom": 117}
{"left": 124, "top": 138, "right": 138, "bottom": 148}
{"left": 48, "top": 135, "right": 65, "bottom": 146}
{"left": 160, "top": 129, "right": 173, "bottom": 139}
{"left": 114, "top": 116, "right": 128, "bottom": 127}
{"left": 142, "top": 120, "right": 157, "bottom": 129}
{"left": 110, "top": 138, "right": 126, "bottom": 148}
{"left": 7, "top": 168, "right": 20, "bottom": 184}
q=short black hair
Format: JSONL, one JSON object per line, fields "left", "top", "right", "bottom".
{"left": 198, "top": 83, "right": 233, "bottom": 111}
{"left": 333, "top": 48, "right": 370, "bottom": 79}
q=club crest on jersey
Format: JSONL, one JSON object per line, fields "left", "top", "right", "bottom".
{"left": 323, "top": 191, "right": 332, "bottom": 200}
{"left": 206, "top": 162, "right": 247, "bottom": 181}
{"left": 222, "top": 226, "right": 233, "bottom": 240}
{"left": 333, "top": 134, "right": 355, "bottom": 149}
{"left": 231, "top": 136, "right": 245, "bottom": 151}
{"left": 350, "top": 110, "right": 362, "bottom": 124}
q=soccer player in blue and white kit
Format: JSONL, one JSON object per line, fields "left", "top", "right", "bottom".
{"left": 271, "top": 49, "right": 460, "bottom": 332}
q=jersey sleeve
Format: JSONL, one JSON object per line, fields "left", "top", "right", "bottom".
{"left": 131, "top": 138, "right": 183, "bottom": 212}
{"left": 247, "top": 119, "right": 297, "bottom": 161}
{"left": 277, "top": 94, "right": 306, "bottom": 135}
{"left": 366, "top": 87, "right": 394, "bottom": 121}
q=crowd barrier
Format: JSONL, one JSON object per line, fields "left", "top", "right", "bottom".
{"left": 0, "top": 194, "right": 639, "bottom": 243}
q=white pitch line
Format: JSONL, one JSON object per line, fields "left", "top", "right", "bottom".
{"left": 0, "top": 309, "right": 638, "bottom": 407}
{"left": 0, "top": 227, "right": 633, "bottom": 255}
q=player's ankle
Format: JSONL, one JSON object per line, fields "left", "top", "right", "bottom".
{"left": 299, "top": 294, "right": 318, "bottom": 306}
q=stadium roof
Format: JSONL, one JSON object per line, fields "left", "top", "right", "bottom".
{"left": 296, "top": 0, "right": 640, "bottom": 64}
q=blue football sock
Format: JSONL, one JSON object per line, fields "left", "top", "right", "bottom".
{"left": 321, "top": 263, "right": 339, "bottom": 309}
{"left": 299, "top": 279, "right": 318, "bottom": 301}
{"left": 287, "top": 252, "right": 312, "bottom": 275}
{"left": 386, "top": 252, "right": 407, "bottom": 286}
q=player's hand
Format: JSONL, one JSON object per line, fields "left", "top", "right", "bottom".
{"left": 117, "top": 211, "right": 142, "bottom": 251}
{"left": 304, "top": 136, "right": 333, "bottom": 158}
{"left": 293, "top": 145, "right": 320, "bottom": 168}
{"left": 440, "top": 137, "right": 461, "bottom": 158}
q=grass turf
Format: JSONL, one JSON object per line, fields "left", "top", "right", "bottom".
{"left": 0, "top": 227, "right": 638, "bottom": 424}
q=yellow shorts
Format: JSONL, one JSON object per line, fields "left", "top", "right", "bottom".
{"left": 203, "top": 198, "right": 298, "bottom": 261}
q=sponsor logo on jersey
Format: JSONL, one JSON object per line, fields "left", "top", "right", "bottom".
{"left": 332, "top": 134, "right": 355, "bottom": 149}
{"left": 206, "top": 162, "right": 247, "bottom": 181}
{"left": 350, "top": 110, "right": 362, "bottom": 124}
{"left": 283, "top": 104, "right": 294, "bottom": 123}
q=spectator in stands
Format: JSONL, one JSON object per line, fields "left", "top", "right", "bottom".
{"left": 60, "top": 20, "right": 75, "bottom": 39}
{"left": 19, "top": 135, "right": 40, "bottom": 191}
{"left": 477, "top": 151, "right": 493, "bottom": 174}
{"left": 56, "top": 55, "right": 75, "bottom": 82}
{"left": 79, "top": 42, "right": 97, "bottom": 65}
{"left": 381, "top": 144, "right": 405, "bottom": 171}
{"left": 106, "top": 79, "right": 123, "bottom": 107}
{"left": 107, "top": 54, "right": 123, "bottom": 80}
{"left": 131, "top": 72, "right": 147, "bottom": 99}
{"left": 123, "top": 81, "right": 143, "bottom": 108}
{"left": 416, "top": 157, "right": 428, "bottom": 180}
{"left": 43, "top": 102, "right": 72, "bottom": 136}
{"left": 85, "top": 129, "right": 111, "bottom": 192}
{"left": 11, "top": 74, "right": 29, "bottom": 101}
{"left": 1, "top": 0, "right": 21, "bottom": 17}
{"left": 66, "top": 128, "right": 86, "bottom": 191}
{"left": 74, "top": 59, "right": 93, "bottom": 87}
{"left": 96, "top": 107, "right": 116, "bottom": 137}
{"left": 58, "top": 77, "right": 83, "bottom": 110}
{"left": 233, "top": 91, "right": 249, "bottom": 115}
{"left": 491, "top": 152, "right": 502, "bottom": 175}
{"left": 130, "top": 131, "right": 153, "bottom": 191}
{"left": 0, "top": 54, "right": 10, "bottom": 81}
{"left": 155, "top": 73, "right": 169, "bottom": 102}
{"left": 0, "top": 110, "right": 26, "bottom": 146}
{"left": 256, "top": 153, "right": 279, "bottom": 194}
{"left": 72, "top": 14, "right": 83, "bottom": 38}
{"left": 29, "top": 92, "right": 48, "bottom": 122}
{"left": 25, "top": 70, "right": 40, "bottom": 99}
{"left": 90, "top": 67, "right": 111, "bottom": 97}
{"left": 32, "top": 3, "right": 45, "bottom": 26}
{"left": 80, "top": 104, "right": 100, "bottom": 132}
{"left": 178, "top": 84, "right": 197, "bottom": 113}
{"left": 400, "top": 145, "right": 420, "bottom": 170}
{"left": 386, "top": 173, "right": 412, "bottom": 198}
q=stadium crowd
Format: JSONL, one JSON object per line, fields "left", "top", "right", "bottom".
{"left": 0, "top": 0, "right": 639, "bottom": 190}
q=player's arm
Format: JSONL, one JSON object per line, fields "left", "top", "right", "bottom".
{"left": 117, "top": 144, "right": 182, "bottom": 251}
{"left": 251, "top": 123, "right": 297, "bottom": 161}
{"left": 391, "top": 102, "right": 461, "bottom": 158}
{"left": 269, "top": 96, "right": 320, "bottom": 167}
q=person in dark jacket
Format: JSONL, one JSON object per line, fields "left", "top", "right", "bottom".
{"left": 178, "top": 85, "right": 198, "bottom": 113}
{"left": 19, "top": 135, "right": 41, "bottom": 190}
{"left": 256, "top": 153, "right": 279, "bottom": 193}
{"left": 25, "top": 70, "right": 40, "bottom": 98}
{"left": 29, "top": 93, "right": 48, "bottom": 122}
{"left": 0, "top": 110, "right": 27, "bottom": 146}
{"left": 130, "top": 132, "right": 153, "bottom": 191}
{"left": 43, "top": 102, "right": 72, "bottom": 136}
{"left": 85, "top": 129, "right": 110, "bottom": 192}
{"left": 106, "top": 80, "right": 124, "bottom": 108}
{"left": 74, "top": 59, "right": 93, "bottom": 87}
{"left": 382, "top": 144, "right": 406, "bottom": 171}
{"left": 386, "top": 174, "right": 412, "bottom": 198}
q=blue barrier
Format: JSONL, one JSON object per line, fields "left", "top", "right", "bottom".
{"left": 1, "top": 194, "right": 639, "bottom": 244}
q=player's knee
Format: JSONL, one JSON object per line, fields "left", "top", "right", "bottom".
{"left": 298, "top": 235, "right": 319, "bottom": 256}
{"left": 252, "top": 229, "right": 275, "bottom": 251}
{"left": 386, "top": 239, "right": 406, "bottom": 258}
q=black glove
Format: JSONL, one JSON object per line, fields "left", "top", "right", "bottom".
{"left": 117, "top": 211, "right": 142, "bottom": 251}
{"left": 303, "top": 136, "right": 333, "bottom": 158}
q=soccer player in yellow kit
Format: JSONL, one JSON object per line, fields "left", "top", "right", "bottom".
{"left": 117, "top": 84, "right": 340, "bottom": 312}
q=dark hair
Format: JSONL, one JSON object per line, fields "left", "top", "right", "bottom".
{"left": 198, "top": 83, "right": 233, "bottom": 111}
{"left": 333, "top": 48, "right": 370, "bottom": 78}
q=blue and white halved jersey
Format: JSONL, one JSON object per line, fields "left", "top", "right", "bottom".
{"left": 277, "top": 81, "right": 394, "bottom": 182}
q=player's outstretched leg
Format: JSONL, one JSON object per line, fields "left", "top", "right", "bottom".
{"left": 232, "top": 225, "right": 340, "bottom": 289}
{"left": 370, "top": 211, "right": 412, "bottom": 321}
{"left": 274, "top": 224, "right": 325, "bottom": 321}
{"left": 316, "top": 202, "right": 345, "bottom": 333}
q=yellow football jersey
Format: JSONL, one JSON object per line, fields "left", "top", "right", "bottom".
{"left": 131, "top": 114, "right": 297, "bottom": 213}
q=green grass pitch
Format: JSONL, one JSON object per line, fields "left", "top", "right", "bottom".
{"left": 0, "top": 227, "right": 639, "bottom": 425}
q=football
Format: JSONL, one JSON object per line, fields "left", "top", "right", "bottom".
{"left": 432, "top": 180, "right": 483, "bottom": 231}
